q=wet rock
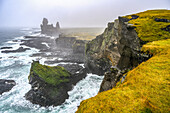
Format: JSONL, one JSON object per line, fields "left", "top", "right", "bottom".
{"left": 0, "top": 47, "right": 13, "bottom": 49}
{"left": 24, "top": 36, "right": 50, "bottom": 39}
{"left": 1, "top": 47, "right": 30, "bottom": 53}
{"left": 99, "top": 67, "right": 124, "bottom": 92}
{"left": 0, "top": 79, "right": 16, "bottom": 95}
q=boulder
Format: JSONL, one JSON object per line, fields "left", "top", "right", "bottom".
{"left": 0, "top": 79, "right": 16, "bottom": 95}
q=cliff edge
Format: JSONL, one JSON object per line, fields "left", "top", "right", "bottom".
{"left": 77, "top": 9, "right": 170, "bottom": 113}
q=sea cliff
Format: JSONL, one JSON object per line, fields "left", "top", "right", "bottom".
{"left": 77, "top": 9, "right": 170, "bottom": 113}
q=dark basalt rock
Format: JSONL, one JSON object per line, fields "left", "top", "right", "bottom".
{"left": 1, "top": 47, "right": 30, "bottom": 53}
{"left": 161, "top": 25, "right": 170, "bottom": 32}
{"left": 154, "top": 18, "right": 170, "bottom": 23}
{"left": 130, "top": 15, "right": 139, "bottom": 20}
{"left": 25, "top": 61, "right": 87, "bottom": 106}
{"left": 99, "top": 68, "right": 119, "bottom": 92}
{"left": 24, "top": 36, "right": 50, "bottom": 39}
{"left": 99, "top": 67, "right": 131, "bottom": 93}
{"left": 0, "top": 47, "right": 13, "bottom": 49}
{"left": 0, "top": 79, "right": 16, "bottom": 95}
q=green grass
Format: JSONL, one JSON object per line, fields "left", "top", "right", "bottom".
{"left": 124, "top": 9, "right": 170, "bottom": 42}
{"left": 30, "top": 61, "right": 71, "bottom": 86}
{"left": 76, "top": 10, "right": 170, "bottom": 113}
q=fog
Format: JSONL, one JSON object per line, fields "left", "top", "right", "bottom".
{"left": 0, "top": 0, "right": 169, "bottom": 28}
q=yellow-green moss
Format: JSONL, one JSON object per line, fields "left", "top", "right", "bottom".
{"left": 124, "top": 9, "right": 170, "bottom": 42}
{"left": 30, "top": 61, "right": 71, "bottom": 86}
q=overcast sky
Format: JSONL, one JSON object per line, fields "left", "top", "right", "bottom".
{"left": 0, "top": 0, "right": 169, "bottom": 28}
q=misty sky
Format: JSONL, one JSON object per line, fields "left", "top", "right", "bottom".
{"left": 0, "top": 0, "right": 169, "bottom": 28}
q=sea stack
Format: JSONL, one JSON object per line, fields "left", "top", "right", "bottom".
{"left": 40, "top": 18, "right": 60, "bottom": 36}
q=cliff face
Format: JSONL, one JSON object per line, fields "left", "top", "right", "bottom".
{"left": 77, "top": 9, "right": 170, "bottom": 113}
{"left": 85, "top": 22, "right": 120, "bottom": 75}
{"left": 85, "top": 16, "right": 149, "bottom": 92}
{"left": 85, "top": 16, "right": 148, "bottom": 75}
{"left": 116, "top": 17, "right": 142, "bottom": 70}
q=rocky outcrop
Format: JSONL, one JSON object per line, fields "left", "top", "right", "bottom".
{"left": 25, "top": 61, "right": 87, "bottom": 106}
{"left": 85, "top": 16, "right": 147, "bottom": 75}
{"left": 0, "top": 79, "right": 16, "bottom": 95}
{"left": 99, "top": 67, "right": 119, "bottom": 92}
{"left": 116, "top": 17, "right": 142, "bottom": 70}
{"left": 85, "top": 23, "right": 120, "bottom": 75}
{"left": 85, "top": 16, "right": 150, "bottom": 92}
{"left": 41, "top": 18, "right": 60, "bottom": 36}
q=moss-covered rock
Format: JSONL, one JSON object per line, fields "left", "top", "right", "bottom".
{"left": 29, "top": 61, "right": 71, "bottom": 86}
{"left": 25, "top": 61, "right": 87, "bottom": 106}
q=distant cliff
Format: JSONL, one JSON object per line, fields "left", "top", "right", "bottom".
{"left": 77, "top": 9, "right": 170, "bottom": 113}
{"left": 40, "top": 18, "right": 60, "bottom": 36}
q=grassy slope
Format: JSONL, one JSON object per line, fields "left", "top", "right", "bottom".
{"left": 76, "top": 10, "right": 170, "bottom": 113}
{"left": 125, "top": 10, "right": 170, "bottom": 42}
{"left": 30, "top": 61, "right": 71, "bottom": 86}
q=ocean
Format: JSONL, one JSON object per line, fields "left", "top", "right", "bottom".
{"left": 0, "top": 28, "right": 103, "bottom": 113}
